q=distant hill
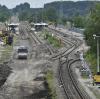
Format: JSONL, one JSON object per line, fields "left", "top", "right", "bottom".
{"left": 11, "top": 1, "right": 99, "bottom": 22}
{"left": 11, "top": 2, "right": 43, "bottom": 21}
{"left": 44, "top": 1, "right": 97, "bottom": 17}
{"left": 0, "top": 5, "right": 10, "bottom": 22}
{"left": 12, "top": 1, "right": 99, "bottom": 16}
{"left": 10, "top": 1, "right": 99, "bottom": 22}
{"left": 0, "top": 1, "right": 100, "bottom": 22}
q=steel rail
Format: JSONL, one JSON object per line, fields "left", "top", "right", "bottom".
{"left": 47, "top": 27, "right": 90, "bottom": 99}
{"left": 67, "top": 59, "right": 91, "bottom": 99}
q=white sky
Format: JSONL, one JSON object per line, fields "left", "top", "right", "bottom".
{"left": 0, "top": 0, "right": 85, "bottom": 8}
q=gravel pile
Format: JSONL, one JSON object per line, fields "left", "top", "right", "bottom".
{"left": 0, "top": 63, "right": 12, "bottom": 86}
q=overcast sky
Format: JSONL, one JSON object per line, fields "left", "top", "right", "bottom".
{"left": 0, "top": 0, "right": 85, "bottom": 8}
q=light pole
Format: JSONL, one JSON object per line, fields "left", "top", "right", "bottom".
{"left": 93, "top": 34, "right": 100, "bottom": 73}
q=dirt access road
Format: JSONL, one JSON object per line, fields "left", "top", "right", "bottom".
{"left": 0, "top": 23, "right": 52, "bottom": 99}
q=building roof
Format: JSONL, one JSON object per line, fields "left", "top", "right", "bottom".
{"left": 34, "top": 23, "right": 48, "bottom": 26}
{"left": 8, "top": 23, "right": 19, "bottom": 26}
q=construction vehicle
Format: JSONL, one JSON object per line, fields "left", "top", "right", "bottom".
{"left": 93, "top": 72, "right": 100, "bottom": 85}
{"left": 0, "top": 29, "right": 14, "bottom": 46}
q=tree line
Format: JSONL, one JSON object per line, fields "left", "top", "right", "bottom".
{"left": 0, "top": 1, "right": 100, "bottom": 72}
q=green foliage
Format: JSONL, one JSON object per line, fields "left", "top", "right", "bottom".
{"left": 44, "top": 31, "right": 62, "bottom": 48}
{"left": 0, "top": 1, "right": 98, "bottom": 24}
{"left": 45, "top": 7, "right": 58, "bottom": 22}
{"left": 61, "top": 17, "right": 67, "bottom": 25}
{"left": 12, "top": 2, "right": 30, "bottom": 13}
{"left": 73, "top": 15, "right": 85, "bottom": 28}
{"left": 44, "top": 1, "right": 95, "bottom": 17}
{"left": 12, "top": 3, "right": 45, "bottom": 22}
{"left": 11, "top": 1, "right": 97, "bottom": 23}
{"left": 84, "top": 4, "right": 100, "bottom": 74}
{"left": 84, "top": 3, "right": 100, "bottom": 53}
{"left": 85, "top": 51, "right": 97, "bottom": 74}
{"left": 46, "top": 70, "right": 57, "bottom": 99}
{"left": 0, "top": 5, "right": 11, "bottom": 22}
{"left": 12, "top": 2, "right": 34, "bottom": 22}
{"left": 0, "top": 45, "right": 13, "bottom": 63}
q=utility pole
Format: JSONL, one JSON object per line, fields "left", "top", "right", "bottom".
{"left": 93, "top": 34, "right": 100, "bottom": 73}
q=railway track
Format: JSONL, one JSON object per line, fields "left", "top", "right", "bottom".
{"left": 29, "top": 32, "right": 42, "bottom": 45}
{"left": 19, "top": 23, "right": 56, "bottom": 57}
{"left": 46, "top": 27, "right": 91, "bottom": 99}
{"left": 0, "top": 23, "right": 56, "bottom": 99}
{"left": 19, "top": 24, "right": 91, "bottom": 99}
{"left": 45, "top": 27, "right": 82, "bottom": 59}
{"left": 68, "top": 59, "right": 90, "bottom": 99}
{"left": 30, "top": 30, "right": 56, "bottom": 55}
{"left": 59, "top": 58, "right": 91, "bottom": 99}
{"left": 29, "top": 27, "right": 88, "bottom": 99}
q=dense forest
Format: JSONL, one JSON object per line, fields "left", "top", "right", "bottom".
{"left": 11, "top": 1, "right": 98, "bottom": 23}
{"left": 0, "top": 5, "right": 10, "bottom": 22}
{"left": 44, "top": 1, "right": 95, "bottom": 17}
{"left": 0, "top": 1, "right": 99, "bottom": 23}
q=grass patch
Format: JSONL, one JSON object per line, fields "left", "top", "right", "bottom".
{"left": 42, "top": 30, "right": 62, "bottom": 48}
{"left": 13, "top": 35, "right": 19, "bottom": 46}
{"left": 81, "top": 74, "right": 89, "bottom": 79}
{"left": 85, "top": 51, "right": 97, "bottom": 75}
{"left": 81, "top": 70, "right": 91, "bottom": 79}
{"left": 0, "top": 45, "right": 13, "bottom": 63}
{"left": 0, "top": 35, "right": 18, "bottom": 63}
{"left": 46, "top": 70, "right": 57, "bottom": 99}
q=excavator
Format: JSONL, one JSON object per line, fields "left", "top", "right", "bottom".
{"left": 93, "top": 72, "right": 100, "bottom": 86}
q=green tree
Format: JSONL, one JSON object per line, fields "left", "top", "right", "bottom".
{"left": 0, "top": 5, "right": 11, "bottom": 22}
{"left": 45, "top": 7, "right": 58, "bottom": 22}
{"left": 73, "top": 15, "right": 85, "bottom": 28}
{"left": 84, "top": 3, "right": 100, "bottom": 53}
